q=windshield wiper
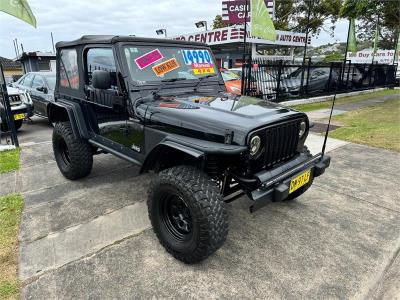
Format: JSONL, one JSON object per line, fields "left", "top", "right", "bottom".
{"left": 161, "top": 78, "right": 187, "bottom": 82}
{"left": 194, "top": 74, "right": 218, "bottom": 91}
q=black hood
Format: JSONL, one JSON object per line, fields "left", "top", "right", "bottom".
{"left": 142, "top": 93, "right": 306, "bottom": 145}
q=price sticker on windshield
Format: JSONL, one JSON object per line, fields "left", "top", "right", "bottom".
{"left": 182, "top": 49, "right": 213, "bottom": 65}
{"left": 192, "top": 63, "right": 215, "bottom": 75}
{"left": 152, "top": 58, "right": 180, "bottom": 77}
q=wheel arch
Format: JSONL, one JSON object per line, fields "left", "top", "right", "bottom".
{"left": 140, "top": 142, "right": 204, "bottom": 173}
{"left": 48, "top": 100, "right": 90, "bottom": 139}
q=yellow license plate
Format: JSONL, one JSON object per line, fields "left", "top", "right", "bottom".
{"left": 289, "top": 170, "right": 311, "bottom": 194}
{"left": 14, "top": 113, "right": 25, "bottom": 120}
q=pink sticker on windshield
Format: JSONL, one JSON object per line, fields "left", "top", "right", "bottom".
{"left": 134, "top": 49, "right": 164, "bottom": 70}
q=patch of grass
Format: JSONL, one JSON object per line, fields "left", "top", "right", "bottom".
{"left": 329, "top": 98, "right": 400, "bottom": 152}
{"left": 0, "top": 194, "right": 23, "bottom": 300}
{"left": 0, "top": 149, "right": 21, "bottom": 174}
{"left": 292, "top": 89, "right": 400, "bottom": 112}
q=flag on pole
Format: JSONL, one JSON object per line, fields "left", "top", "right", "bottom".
{"left": 0, "top": 0, "right": 36, "bottom": 28}
{"left": 348, "top": 18, "right": 357, "bottom": 53}
{"left": 251, "top": 0, "right": 276, "bottom": 41}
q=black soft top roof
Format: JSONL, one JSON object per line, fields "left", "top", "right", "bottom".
{"left": 56, "top": 35, "right": 206, "bottom": 48}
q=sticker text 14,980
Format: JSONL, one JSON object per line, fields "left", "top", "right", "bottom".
{"left": 182, "top": 49, "right": 212, "bottom": 65}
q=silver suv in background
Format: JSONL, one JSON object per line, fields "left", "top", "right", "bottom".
{"left": 0, "top": 86, "right": 33, "bottom": 131}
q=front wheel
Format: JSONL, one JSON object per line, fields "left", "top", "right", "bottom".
{"left": 148, "top": 166, "right": 228, "bottom": 264}
{"left": 52, "top": 122, "right": 93, "bottom": 180}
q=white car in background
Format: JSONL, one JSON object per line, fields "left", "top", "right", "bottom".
{"left": 0, "top": 86, "right": 33, "bottom": 131}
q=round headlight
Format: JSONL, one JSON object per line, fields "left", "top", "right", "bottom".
{"left": 299, "top": 121, "right": 306, "bottom": 138}
{"left": 250, "top": 135, "right": 261, "bottom": 156}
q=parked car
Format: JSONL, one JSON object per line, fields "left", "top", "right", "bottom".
{"left": 49, "top": 35, "right": 330, "bottom": 264}
{"left": 279, "top": 67, "right": 339, "bottom": 97}
{"left": 220, "top": 69, "right": 241, "bottom": 94}
{"left": 229, "top": 67, "right": 276, "bottom": 100}
{"left": 12, "top": 71, "right": 56, "bottom": 119}
{"left": 0, "top": 86, "right": 33, "bottom": 131}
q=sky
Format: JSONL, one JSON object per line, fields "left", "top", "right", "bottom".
{"left": 0, "top": 0, "right": 349, "bottom": 59}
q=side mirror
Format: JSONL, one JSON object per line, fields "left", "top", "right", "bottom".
{"left": 36, "top": 86, "right": 48, "bottom": 93}
{"left": 92, "top": 70, "right": 111, "bottom": 90}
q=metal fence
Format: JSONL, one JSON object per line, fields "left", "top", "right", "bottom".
{"left": 0, "top": 63, "right": 19, "bottom": 146}
{"left": 242, "top": 58, "right": 398, "bottom": 101}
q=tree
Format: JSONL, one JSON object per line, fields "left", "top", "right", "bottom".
{"left": 323, "top": 52, "right": 344, "bottom": 62}
{"left": 273, "top": 0, "right": 344, "bottom": 37}
{"left": 340, "top": 0, "right": 400, "bottom": 49}
{"left": 214, "top": 1, "right": 343, "bottom": 39}
{"left": 273, "top": 0, "right": 294, "bottom": 31}
{"left": 212, "top": 15, "right": 227, "bottom": 29}
{"left": 286, "top": 0, "right": 342, "bottom": 37}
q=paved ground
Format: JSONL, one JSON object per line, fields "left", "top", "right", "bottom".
{"left": 0, "top": 116, "right": 53, "bottom": 147}
{"left": 4, "top": 134, "right": 396, "bottom": 299}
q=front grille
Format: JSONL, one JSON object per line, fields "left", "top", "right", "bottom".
{"left": 8, "top": 94, "right": 22, "bottom": 106}
{"left": 251, "top": 119, "right": 302, "bottom": 171}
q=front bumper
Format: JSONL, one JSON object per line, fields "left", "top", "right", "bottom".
{"left": 248, "top": 153, "right": 331, "bottom": 212}
{"left": 11, "top": 103, "right": 34, "bottom": 118}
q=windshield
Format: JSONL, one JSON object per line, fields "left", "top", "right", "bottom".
{"left": 221, "top": 70, "right": 240, "bottom": 81}
{"left": 124, "top": 46, "right": 219, "bottom": 84}
{"left": 45, "top": 75, "right": 56, "bottom": 90}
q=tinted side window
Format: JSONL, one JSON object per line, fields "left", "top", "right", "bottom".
{"left": 32, "top": 75, "right": 45, "bottom": 88}
{"left": 60, "top": 49, "right": 79, "bottom": 89}
{"left": 86, "top": 48, "right": 116, "bottom": 85}
{"left": 22, "top": 74, "right": 34, "bottom": 87}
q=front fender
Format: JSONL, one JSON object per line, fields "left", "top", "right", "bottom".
{"left": 140, "top": 133, "right": 247, "bottom": 173}
{"left": 140, "top": 141, "right": 204, "bottom": 173}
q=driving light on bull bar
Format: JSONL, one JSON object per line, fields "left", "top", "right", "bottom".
{"left": 250, "top": 135, "right": 261, "bottom": 156}
{"left": 299, "top": 121, "right": 306, "bottom": 138}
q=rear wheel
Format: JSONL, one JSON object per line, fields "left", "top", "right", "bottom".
{"left": 52, "top": 122, "right": 93, "bottom": 180}
{"left": 148, "top": 166, "right": 228, "bottom": 264}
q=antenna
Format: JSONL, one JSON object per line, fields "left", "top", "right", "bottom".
{"left": 20, "top": 43, "right": 24, "bottom": 53}
{"left": 51, "top": 32, "right": 55, "bottom": 53}
{"left": 13, "top": 39, "right": 18, "bottom": 58}
{"left": 15, "top": 38, "right": 20, "bottom": 56}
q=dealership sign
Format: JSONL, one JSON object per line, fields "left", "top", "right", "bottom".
{"left": 222, "top": 0, "right": 274, "bottom": 23}
{"left": 172, "top": 26, "right": 310, "bottom": 46}
{"left": 347, "top": 50, "right": 396, "bottom": 64}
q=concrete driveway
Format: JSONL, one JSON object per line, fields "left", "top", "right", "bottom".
{"left": 8, "top": 134, "right": 399, "bottom": 299}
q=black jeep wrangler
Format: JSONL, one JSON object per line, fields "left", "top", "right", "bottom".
{"left": 49, "top": 35, "right": 330, "bottom": 263}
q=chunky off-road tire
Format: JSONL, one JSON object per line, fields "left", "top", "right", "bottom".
{"left": 14, "top": 120, "right": 23, "bottom": 131}
{"left": 0, "top": 119, "right": 22, "bottom": 131}
{"left": 148, "top": 166, "right": 228, "bottom": 264}
{"left": 52, "top": 122, "right": 93, "bottom": 180}
{"left": 285, "top": 146, "right": 313, "bottom": 201}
